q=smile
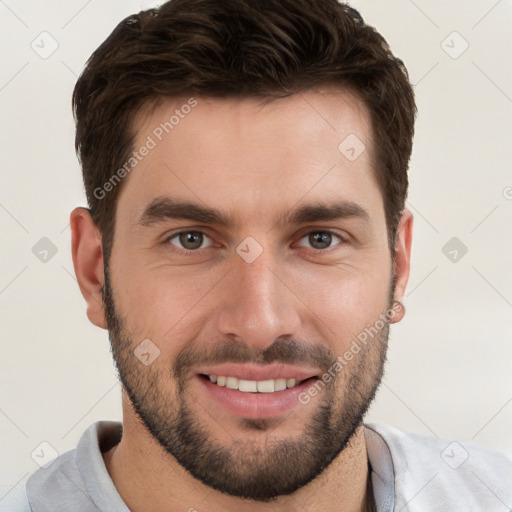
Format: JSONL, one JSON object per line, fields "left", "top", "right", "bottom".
{"left": 201, "top": 374, "right": 307, "bottom": 393}
{"left": 194, "top": 363, "right": 321, "bottom": 418}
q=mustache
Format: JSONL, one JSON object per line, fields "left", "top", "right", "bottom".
{"left": 172, "top": 337, "right": 337, "bottom": 380}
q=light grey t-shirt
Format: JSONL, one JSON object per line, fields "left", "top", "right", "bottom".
{"left": 3, "top": 421, "right": 512, "bottom": 511}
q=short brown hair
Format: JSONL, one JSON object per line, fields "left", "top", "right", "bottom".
{"left": 72, "top": 0, "right": 416, "bottom": 258}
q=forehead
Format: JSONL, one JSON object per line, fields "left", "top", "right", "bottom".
{"left": 117, "top": 88, "right": 382, "bottom": 228}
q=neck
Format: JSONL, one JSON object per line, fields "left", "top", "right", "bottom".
{"left": 103, "top": 404, "right": 371, "bottom": 512}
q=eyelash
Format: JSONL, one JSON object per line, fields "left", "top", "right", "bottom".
{"left": 163, "top": 229, "right": 346, "bottom": 254}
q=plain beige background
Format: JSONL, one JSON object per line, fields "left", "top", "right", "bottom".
{"left": 1, "top": 0, "right": 511, "bottom": 503}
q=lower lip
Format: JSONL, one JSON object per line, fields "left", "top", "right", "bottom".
{"left": 195, "top": 375, "right": 318, "bottom": 419}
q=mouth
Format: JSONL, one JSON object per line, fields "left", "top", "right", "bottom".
{"left": 193, "top": 364, "right": 321, "bottom": 419}
{"left": 198, "top": 374, "right": 317, "bottom": 393}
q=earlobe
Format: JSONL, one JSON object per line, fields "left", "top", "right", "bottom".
{"left": 390, "top": 209, "right": 413, "bottom": 324}
{"left": 70, "top": 207, "right": 107, "bottom": 329}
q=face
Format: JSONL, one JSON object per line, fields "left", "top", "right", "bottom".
{"left": 97, "top": 89, "right": 410, "bottom": 501}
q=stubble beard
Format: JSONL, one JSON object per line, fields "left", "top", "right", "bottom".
{"left": 102, "top": 262, "right": 391, "bottom": 502}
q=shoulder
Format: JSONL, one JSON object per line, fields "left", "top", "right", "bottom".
{"left": 21, "top": 421, "right": 123, "bottom": 512}
{"left": 0, "top": 449, "right": 79, "bottom": 512}
{"left": 365, "top": 422, "right": 512, "bottom": 511}
{"left": 26, "top": 447, "right": 81, "bottom": 497}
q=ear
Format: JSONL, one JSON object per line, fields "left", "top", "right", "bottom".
{"left": 70, "top": 207, "right": 106, "bottom": 329}
{"left": 390, "top": 209, "right": 413, "bottom": 324}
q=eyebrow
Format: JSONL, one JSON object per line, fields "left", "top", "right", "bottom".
{"left": 136, "top": 196, "right": 370, "bottom": 228}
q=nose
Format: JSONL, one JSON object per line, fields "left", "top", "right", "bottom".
{"left": 216, "top": 246, "right": 302, "bottom": 351}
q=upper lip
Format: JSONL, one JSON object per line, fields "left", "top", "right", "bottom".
{"left": 195, "top": 363, "right": 320, "bottom": 382}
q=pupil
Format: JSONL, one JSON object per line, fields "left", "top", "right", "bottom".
{"left": 180, "top": 232, "right": 203, "bottom": 250}
{"left": 310, "top": 232, "right": 331, "bottom": 249}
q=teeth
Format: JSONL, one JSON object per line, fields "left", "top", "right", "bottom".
{"left": 257, "top": 379, "right": 275, "bottom": 393}
{"left": 239, "top": 379, "right": 258, "bottom": 392}
{"left": 287, "top": 378, "right": 296, "bottom": 388}
{"left": 207, "top": 375, "right": 299, "bottom": 393}
{"left": 226, "top": 377, "right": 238, "bottom": 390}
{"left": 274, "top": 378, "right": 287, "bottom": 391}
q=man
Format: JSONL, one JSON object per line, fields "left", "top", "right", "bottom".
{"left": 8, "top": 0, "right": 512, "bottom": 510}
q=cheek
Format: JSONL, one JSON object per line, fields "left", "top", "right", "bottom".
{"left": 113, "top": 262, "right": 224, "bottom": 349}
{"left": 295, "top": 261, "right": 391, "bottom": 345}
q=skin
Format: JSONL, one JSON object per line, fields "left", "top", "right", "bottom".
{"left": 71, "top": 88, "right": 413, "bottom": 512}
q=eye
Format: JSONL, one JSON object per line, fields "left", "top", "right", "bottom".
{"left": 296, "top": 230, "right": 344, "bottom": 250}
{"left": 166, "top": 230, "right": 214, "bottom": 251}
